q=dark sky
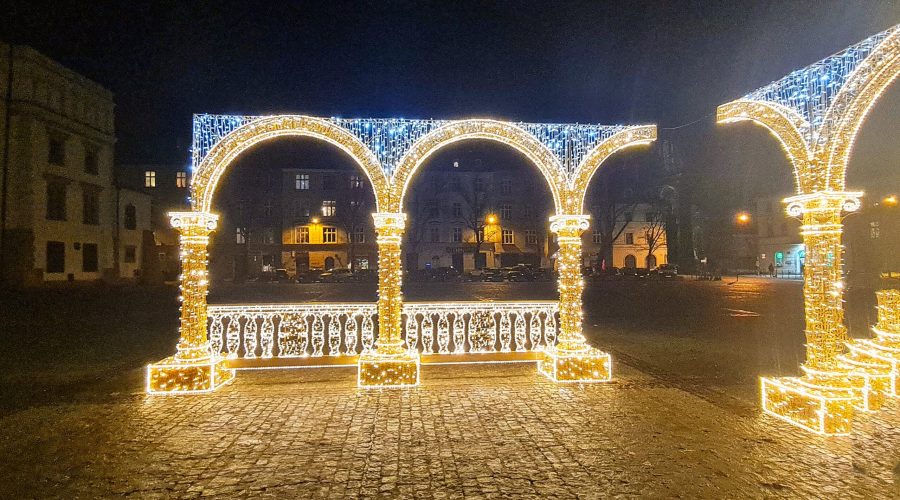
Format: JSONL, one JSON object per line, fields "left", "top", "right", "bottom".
{"left": 3, "top": 1, "right": 900, "bottom": 207}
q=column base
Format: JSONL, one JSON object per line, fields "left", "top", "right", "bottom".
{"left": 539, "top": 346, "right": 612, "bottom": 383}
{"left": 840, "top": 339, "right": 899, "bottom": 410}
{"left": 760, "top": 376, "right": 856, "bottom": 435}
{"left": 358, "top": 350, "right": 420, "bottom": 389}
{"left": 146, "top": 355, "right": 235, "bottom": 395}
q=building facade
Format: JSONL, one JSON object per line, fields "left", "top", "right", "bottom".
{"left": 845, "top": 193, "right": 900, "bottom": 288}
{"left": 582, "top": 203, "right": 669, "bottom": 270}
{"left": 404, "top": 169, "right": 551, "bottom": 271}
{"left": 754, "top": 195, "right": 803, "bottom": 276}
{"left": 280, "top": 168, "right": 377, "bottom": 275}
{"left": 0, "top": 43, "right": 148, "bottom": 285}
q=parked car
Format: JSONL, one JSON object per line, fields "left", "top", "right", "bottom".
{"left": 650, "top": 264, "right": 678, "bottom": 279}
{"left": 430, "top": 267, "right": 463, "bottom": 282}
{"left": 502, "top": 265, "right": 535, "bottom": 282}
{"left": 319, "top": 268, "right": 355, "bottom": 283}
{"left": 353, "top": 269, "right": 378, "bottom": 283}
{"left": 297, "top": 270, "right": 323, "bottom": 283}
{"left": 274, "top": 268, "right": 292, "bottom": 283}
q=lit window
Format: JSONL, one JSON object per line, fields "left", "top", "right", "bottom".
{"left": 322, "top": 200, "right": 336, "bottom": 217}
{"left": 593, "top": 230, "right": 602, "bottom": 244}
{"left": 236, "top": 228, "right": 246, "bottom": 244}
{"left": 176, "top": 171, "right": 187, "bottom": 188}
{"left": 452, "top": 203, "right": 462, "bottom": 218}
{"left": 349, "top": 175, "right": 363, "bottom": 189}
{"left": 501, "top": 204, "right": 512, "bottom": 220}
{"left": 526, "top": 230, "right": 537, "bottom": 244}
{"left": 502, "top": 229, "right": 514, "bottom": 245}
{"left": 144, "top": 171, "right": 156, "bottom": 188}
{"left": 296, "top": 226, "right": 310, "bottom": 244}
{"left": 870, "top": 221, "right": 880, "bottom": 239}
{"left": 452, "top": 227, "right": 462, "bottom": 243}
{"left": 295, "top": 174, "right": 309, "bottom": 190}
{"left": 430, "top": 227, "right": 440, "bottom": 243}
{"left": 323, "top": 227, "right": 337, "bottom": 243}
{"left": 625, "top": 233, "right": 634, "bottom": 245}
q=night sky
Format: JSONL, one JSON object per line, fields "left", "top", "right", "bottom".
{"left": 3, "top": 1, "right": 900, "bottom": 208}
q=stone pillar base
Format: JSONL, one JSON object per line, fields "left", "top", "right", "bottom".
{"left": 539, "top": 346, "right": 612, "bottom": 383}
{"left": 358, "top": 350, "right": 420, "bottom": 389}
{"left": 147, "top": 355, "right": 235, "bottom": 394}
{"left": 760, "top": 376, "right": 857, "bottom": 435}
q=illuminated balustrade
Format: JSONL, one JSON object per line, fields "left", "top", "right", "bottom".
{"left": 207, "top": 301, "right": 559, "bottom": 366}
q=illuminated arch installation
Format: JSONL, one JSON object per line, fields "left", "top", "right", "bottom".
{"left": 717, "top": 24, "right": 900, "bottom": 434}
{"left": 147, "top": 113, "right": 656, "bottom": 393}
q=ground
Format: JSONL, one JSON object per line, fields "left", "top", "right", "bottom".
{"left": 0, "top": 278, "right": 897, "bottom": 498}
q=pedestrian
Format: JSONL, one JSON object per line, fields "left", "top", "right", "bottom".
{"left": 768, "top": 262, "right": 775, "bottom": 278}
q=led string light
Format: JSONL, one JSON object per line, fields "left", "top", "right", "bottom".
{"left": 718, "top": 24, "right": 900, "bottom": 434}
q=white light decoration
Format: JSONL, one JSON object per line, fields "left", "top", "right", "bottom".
{"left": 148, "top": 112, "right": 655, "bottom": 393}
{"left": 718, "top": 24, "right": 900, "bottom": 435}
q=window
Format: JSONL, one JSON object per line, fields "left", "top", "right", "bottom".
{"left": 502, "top": 229, "right": 514, "bottom": 245}
{"left": 452, "top": 202, "right": 462, "bottom": 218}
{"left": 264, "top": 200, "right": 273, "bottom": 217}
{"left": 323, "top": 227, "right": 337, "bottom": 243}
{"left": 624, "top": 254, "right": 637, "bottom": 268}
{"left": 82, "top": 189, "right": 100, "bottom": 225}
{"left": 526, "top": 230, "right": 537, "bottom": 244}
{"left": 523, "top": 205, "right": 533, "bottom": 218}
{"left": 124, "top": 245, "right": 136, "bottom": 263}
{"left": 124, "top": 204, "right": 136, "bottom": 230}
{"left": 500, "top": 179, "right": 512, "bottom": 194}
{"left": 296, "top": 226, "right": 310, "bottom": 244}
{"left": 144, "top": 171, "right": 156, "bottom": 188}
{"left": 501, "top": 204, "right": 512, "bottom": 220}
{"left": 48, "top": 136, "right": 65, "bottom": 166}
{"left": 236, "top": 228, "right": 246, "bottom": 244}
{"left": 474, "top": 177, "right": 484, "bottom": 192}
{"left": 450, "top": 176, "right": 461, "bottom": 190}
{"left": 296, "top": 174, "right": 310, "bottom": 190}
{"left": 452, "top": 227, "right": 462, "bottom": 242}
{"left": 46, "top": 241, "right": 65, "bottom": 273}
{"left": 427, "top": 202, "right": 439, "bottom": 218}
{"left": 261, "top": 228, "right": 275, "bottom": 244}
{"left": 624, "top": 211, "right": 633, "bottom": 222}
{"left": 625, "top": 233, "right": 634, "bottom": 245}
{"left": 593, "top": 230, "right": 602, "bottom": 244}
{"left": 349, "top": 175, "right": 363, "bottom": 189}
{"left": 84, "top": 149, "right": 98, "bottom": 174}
{"left": 350, "top": 200, "right": 363, "bottom": 211}
{"left": 870, "top": 221, "right": 880, "bottom": 239}
{"left": 322, "top": 175, "right": 335, "bottom": 190}
{"left": 322, "top": 200, "right": 336, "bottom": 217}
{"left": 351, "top": 226, "right": 365, "bottom": 243}
{"left": 82, "top": 243, "right": 98, "bottom": 272}
{"left": 295, "top": 201, "right": 310, "bottom": 218}
{"left": 46, "top": 181, "right": 67, "bottom": 220}
{"left": 176, "top": 171, "right": 188, "bottom": 188}
{"left": 430, "top": 227, "right": 440, "bottom": 243}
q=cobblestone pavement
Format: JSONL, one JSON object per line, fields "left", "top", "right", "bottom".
{"left": 1, "top": 363, "right": 898, "bottom": 498}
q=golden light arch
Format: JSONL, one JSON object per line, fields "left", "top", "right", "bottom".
{"left": 821, "top": 28, "right": 900, "bottom": 191}
{"left": 568, "top": 125, "right": 658, "bottom": 214}
{"left": 390, "top": 119, "right": 566, "bottom": 214}
{"left": 191, "top": 115, "right": 391, "bottom": 213}
{"left": 716, "top": 101, "right": 814, "bottom": 193}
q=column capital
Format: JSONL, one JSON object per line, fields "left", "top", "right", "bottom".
{"left": 169, "top": 211, "right": 219, "bottom": 234}
{"left": 784, "top": 191, "right": 863, "bottom": 217}
{"left": 549, "top": 214, "right": 590, "bottom": 237}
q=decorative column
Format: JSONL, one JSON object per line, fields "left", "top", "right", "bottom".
{"left": 841, "top": 285, "right": 900, "bottom": 410}
{"left": 358, "top": 212, "right": 419, "bottom": 388}
{"left": 760, "top": 192, "right": 861, "bottom": 434}
{"left": 147, "top": 212, "right": 235, "bottom": 394}
{"left": 539, "top": 214, "right": 611, "bottom": 382}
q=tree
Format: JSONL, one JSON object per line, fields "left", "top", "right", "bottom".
{"left": 592, "top": 180, "right": 636, "bottom": 270}
{"left": 454, "top": 173, "right": 497, "bottom": 269}
{"left": 642, "top": 206, "right": 667, "bottom": 268}
{"left": 334, "top": 177, "right": 370, "bottom": 271}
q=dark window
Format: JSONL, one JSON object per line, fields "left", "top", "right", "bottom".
{"left": 452, "top": 203, "right": 461, "bottom": 218}
{"left": 124, "top": 245, "right": 136, "bottom": 263}
{"left": 84, "top": 149, "right": 98, "bottom": 174}
{"left": 124, "top": 204, "right": 137, "bottom": 230}
{"left": 474, "top": 177, "right": 484, "bottom": 192}
{"left": 82, "top": 189, "right": 100, "bottom": 225}
{"left": 46, "top": 241, "right": 65, "bottom": 273}
{"left": 82, "top": 243, "right": 98, "bottom": 272}
{"left": 48, "top": 137, "right": 65, "bottom": 166}
{"left": 322, "top": 175, "right": 335, "bottom": 190}
{"left": 625, "top": 233, "right": 634, "bottom": 245}
{"left": 46, "top": 181, "right": 67, "bottom": 220}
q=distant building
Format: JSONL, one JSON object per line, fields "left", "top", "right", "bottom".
{"left": 117, "top": 164, "right": 191, "bottom": 281}
{"left": 583, "top": 203, "right": 669, "bottom": 270}
{"left": 404, "top": 169, "right": 551, "bottom": 271}
{"left": 754, "top": 195, "right": 803, "bottom": 276}
{"left": 845, "top": 193, "right": 900, "bottom": 288}
{"left": 279, "top": 168, "right": 376, "bottom": 275}
{"left": 0, "top": 43, "right": 149, "bottom": 285}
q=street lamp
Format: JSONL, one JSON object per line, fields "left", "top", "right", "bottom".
{"left": 736, "top": 212, "right": 751, "bottom": 224}
{"left": 486, "top": 214, "right": 497, "bottom": 225}
{"left": 311, "top": 217, "right": 320, "bottom": 224}
{"left": 883, "top": 194, "right": 897, "bottom": 206}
